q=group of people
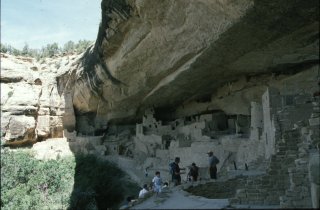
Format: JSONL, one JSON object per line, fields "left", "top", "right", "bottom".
{"left": 121, "top": 150, "right": 220, "bottom": 209}
{"left": 138, "top": 150, "right": 220, "bottom": 198}
{"left": 138, "top": 172, "right": 169, "bottom": 199}
{"left": 171, "top": 151, "right": 220, "bottom": 186}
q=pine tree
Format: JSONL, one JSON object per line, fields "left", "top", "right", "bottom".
{"left": 22, "top": 43, "right": 29, "bottom": 56}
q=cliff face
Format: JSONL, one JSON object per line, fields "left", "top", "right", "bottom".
{"left": 0, "top": 53, "right": 80, "bottom": 145}
{"left": 65, "top": 0, "right": 319, "bottom": 134}
{"left": 1, "top": 0, "right": 319, "bottom": 143}
{"left": 1, "top": 2, "right": 319, "bottom": 208}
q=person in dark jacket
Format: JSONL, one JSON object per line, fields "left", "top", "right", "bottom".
{"left": 172, "top": 157, "right": 186, "bottom": 186}
{"left": 188, "top": 162, "right": 199, "bottom": 181}
{"left": 207, "top": 151, "right": 219, "bottom": 179}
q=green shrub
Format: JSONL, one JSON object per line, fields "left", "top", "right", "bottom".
{"left": 1, "top": 148, "right": 75, "bottom": 210}
{"left": 1, "top": 149, "right": 140, "bottom": 210}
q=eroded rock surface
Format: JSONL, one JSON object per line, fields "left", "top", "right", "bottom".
{"left": 1, "top": 53, "right": 80, "bottom": 145}
{"left": 2, "top": 0, "right": 318, "bottom": 146}
{"left": 61, "top": 0, "right": 319, "bottom": 134}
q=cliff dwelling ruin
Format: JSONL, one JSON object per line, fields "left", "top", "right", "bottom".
{"left": 1, "top": 0, "right": 319, "bottom": 208}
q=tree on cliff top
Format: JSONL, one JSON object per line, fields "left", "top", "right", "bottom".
{"left": 0, "top": 40, "right": 93, "bottom": 58}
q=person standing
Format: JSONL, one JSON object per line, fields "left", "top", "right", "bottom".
{"left": 207, "top": 151, "right": 219, "bottom": 179}
{"left": 188, "top": 162, "right": 199, "bottom": 182}
{"left": 172, "top": 157, "right": 186, "bottom": 186}
{"left": 152, "top": 171, "right": 163, "bottom": 195}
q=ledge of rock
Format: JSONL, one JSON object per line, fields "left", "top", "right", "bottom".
{"left": 1, "top": 0, "right": 319, "bottom": 143}
{"left": 63, "top": 0, "right": 319, "bottom": 133}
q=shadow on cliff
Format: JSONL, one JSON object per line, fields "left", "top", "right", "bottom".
{"left": 66, "top": 1, "right": 140, "bottom": 208}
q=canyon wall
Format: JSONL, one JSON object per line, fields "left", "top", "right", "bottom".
{"left": 0, "top": 53, "right": 80, "bottom": 145}
{"left": 2, "top": 0, "right": 318, "bottom": 144}
{"left": 0, "top": 0, "right": 319, "bottom": 208}
{"left": 66, "top": 0, "right": 318, "bottom": 133}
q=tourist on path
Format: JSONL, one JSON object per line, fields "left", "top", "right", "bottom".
{"left": 207, "top": 151, "right": 219, "bottom": 179}
{"left": 139, "top": 184, "right": 149, "bottom": 199}
{"left": 152, "top": 171, "right": 163, "bottom": 195}
{"left": 172, "top": 157, "right": 186, "bottom": 186}
{"left": 188, "top": 162, "right": 199, "bottom": 182}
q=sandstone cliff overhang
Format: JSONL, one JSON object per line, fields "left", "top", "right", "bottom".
{"left": 63, "top": 0, "right": 319, "bottom": 125}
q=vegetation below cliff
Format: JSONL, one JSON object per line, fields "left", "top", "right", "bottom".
{"left": 1, "top": 148, "right": 75, "bottom": 209}
{"left": 1, "top": 149, "right": 139, "bottom": 209}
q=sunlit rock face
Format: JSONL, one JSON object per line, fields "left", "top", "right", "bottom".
{"left": 0, "top": 53, "right": 79, "bottom": 145}
{"left": 3, "top": 0, "right": 318, "bottom": 143}
{"left": 68, "top": 0, "right": 318, "bottom": 134}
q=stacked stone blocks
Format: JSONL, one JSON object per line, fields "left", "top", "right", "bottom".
{"left": 280, "top": 141, "right": 312, "bottom": 208}
{"left": 230, "top": 129, "right": 301, "bottom": 205}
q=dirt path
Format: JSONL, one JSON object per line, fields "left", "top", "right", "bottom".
{"left": 130, "top": 181, "right": 281, "bottom": 209}
{"left": 131, "top": 186, "right": 230, "bottom": 209}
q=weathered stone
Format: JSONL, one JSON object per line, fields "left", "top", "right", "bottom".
{"left": 32, "top": 138, "right": 74, "bottom": 160}
{"left": 4, "top": 115, "right": 36, "bottom": 143}
{"left": 0, "top": 53, "right": 79, "bottom": 145}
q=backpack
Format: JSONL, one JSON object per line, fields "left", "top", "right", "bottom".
{"left": 169, "top": 162, "right": 175, "bottom": 175}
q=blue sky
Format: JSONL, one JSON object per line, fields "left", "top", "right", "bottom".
{"left": 1, "top": 0, "right": 101, "bottom": 50}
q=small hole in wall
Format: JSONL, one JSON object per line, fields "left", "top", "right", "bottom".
{"left": 34, "top": 78, "right": 42, "bottom": 85}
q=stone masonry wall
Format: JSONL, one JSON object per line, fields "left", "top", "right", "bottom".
{"left": 280, "top": 97, "right": 320, "bottom": 208}
{"left": 230, "top": 94, "right": 319, "bottom": 207}
{"left": 280, "top": 141, "right": 312, "bottom": 208}
{"left": 230, "top": 129, "right": 301, "bottom": 205}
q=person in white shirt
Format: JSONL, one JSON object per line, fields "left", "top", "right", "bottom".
{"left": 152, "top": 171, "right": 162, "bottom": 195}
{"left": 138, "top": 184, "right": 149, "bottom": 198}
